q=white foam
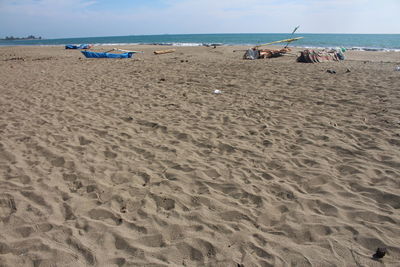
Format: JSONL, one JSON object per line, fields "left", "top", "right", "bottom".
{"left": 294, "top": 45, "right": 400, "bottom": 52}
{"left": 171, "top": 42, "right": 203, "bottom": 47}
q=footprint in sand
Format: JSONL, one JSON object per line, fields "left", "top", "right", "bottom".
{"left": 152, "top": 194, "right": 176, "bottom": 211}
{"left": 88, "top": 208, "right": 123, "bottom": 225}
{"left": 104, "top": 150, "right": 118, "bottom": 159}
{"left": 78, "top": 136, "right": 93, "bottom": 145}
{"left": 0, "top": 194, "right": 17, "bottom": 220}
{"left": 51, "top": 156, "right": 65, "bottom": 167}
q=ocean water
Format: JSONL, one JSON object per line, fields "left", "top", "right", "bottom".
{"left": 1, "top": 33, "right": 399, "bottom": 51}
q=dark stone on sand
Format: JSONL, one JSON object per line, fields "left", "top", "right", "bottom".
{"left": 123, "top": 116, "right": 133, "bottom": 122}
{"left": 373, "top": 247, "right": 387, "bottom": 259}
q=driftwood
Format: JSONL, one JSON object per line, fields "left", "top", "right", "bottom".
{"left": 154, "top": 49, "right": 176, "bottom": 55}
{"left": 259, "top": 48, "right": 291, "bottom": 58}
{"left": 243, "top": 48, "right": 291, "bottom": 60}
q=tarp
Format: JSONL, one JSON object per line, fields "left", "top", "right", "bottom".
{"left": 81, "top": 51, "right": 134, "bottom": 58}
{"left": 297, "top": 49, "right": 344, "bottom": 63}
{"left": 243, "top": 49, "right": 260, "bottom": 60}
{"left": 65, "top": 44, "right": 92, "bottom": 49}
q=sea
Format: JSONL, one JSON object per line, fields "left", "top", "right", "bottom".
{"left": 1, "top": 33, "right": 399, "bottom": 51}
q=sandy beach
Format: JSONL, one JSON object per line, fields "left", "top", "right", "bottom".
{"left": 1, "top": 45, "right": 400, "bottom": 266}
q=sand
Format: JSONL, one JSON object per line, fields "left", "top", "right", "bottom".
{"left": 0, "top": 45, "right": 400, "bottom": 266}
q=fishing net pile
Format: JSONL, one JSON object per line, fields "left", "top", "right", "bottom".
{"left": 297, "top": 49, "right": 345, "bottom": 63}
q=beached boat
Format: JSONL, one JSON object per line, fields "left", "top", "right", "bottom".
{"left": 81, "top": 51, "right": 134, "bottom": 58}
{"left": 81, "top": 48, "right": 143, "bottom": 59}
{"left": 65, "top": 44, "right": 93, "bottom": 49}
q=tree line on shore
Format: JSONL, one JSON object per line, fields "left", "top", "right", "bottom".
{"left": 2, "top": 35, "right": 42, "bottom": 40}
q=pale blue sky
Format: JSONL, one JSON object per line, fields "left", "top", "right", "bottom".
{"left": 0, "top": 0, "right": 399, "bottom": 38}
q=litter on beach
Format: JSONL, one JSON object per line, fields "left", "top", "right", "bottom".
{"left": 203, "top": 43, "right": 222, "bottom": 48}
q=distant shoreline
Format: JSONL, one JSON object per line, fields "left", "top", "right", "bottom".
{"left": 1, "top": 35, "right": 42, "bottom": 41}
{"left": 0, "top": 33, "right": 399, "bottom": 51}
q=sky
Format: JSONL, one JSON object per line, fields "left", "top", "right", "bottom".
{"left": 0, "top": 0, "right": 399, "bottom": 38}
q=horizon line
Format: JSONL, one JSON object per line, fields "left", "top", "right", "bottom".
{"left": 2, "top": 32, "right": 399, "bottom": 40}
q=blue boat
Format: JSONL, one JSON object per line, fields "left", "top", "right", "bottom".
{"left": 65, "top": 44, "right": 93, "bottom": 49}
{"left": 81, "top": 50, "right": 134, "bottom": 58}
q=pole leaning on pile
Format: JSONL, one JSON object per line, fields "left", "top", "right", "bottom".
{"left": 254, "top": 26, "right": 302, "bottom": 49}
{"left": 112, "top": 48, "right": 144, "bottom": 53}
{"left": 254, "top": 37, "right": 304, "bottom": 48}
{"left": 284, "top": 25, "right": 300, "bottom": 48}
{"left": 104, "top": 48, "right": 144, "bottom": 53}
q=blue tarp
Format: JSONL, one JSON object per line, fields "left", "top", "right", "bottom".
{"left": 65, "top": 44, "right": 92, "bottom": 49}
{"left": 81, "top": 51, "right": 134, "bottom": 58}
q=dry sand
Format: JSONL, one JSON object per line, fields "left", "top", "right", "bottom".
{"left": 0, "top": 45, "right": 400, "bottom": 266}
